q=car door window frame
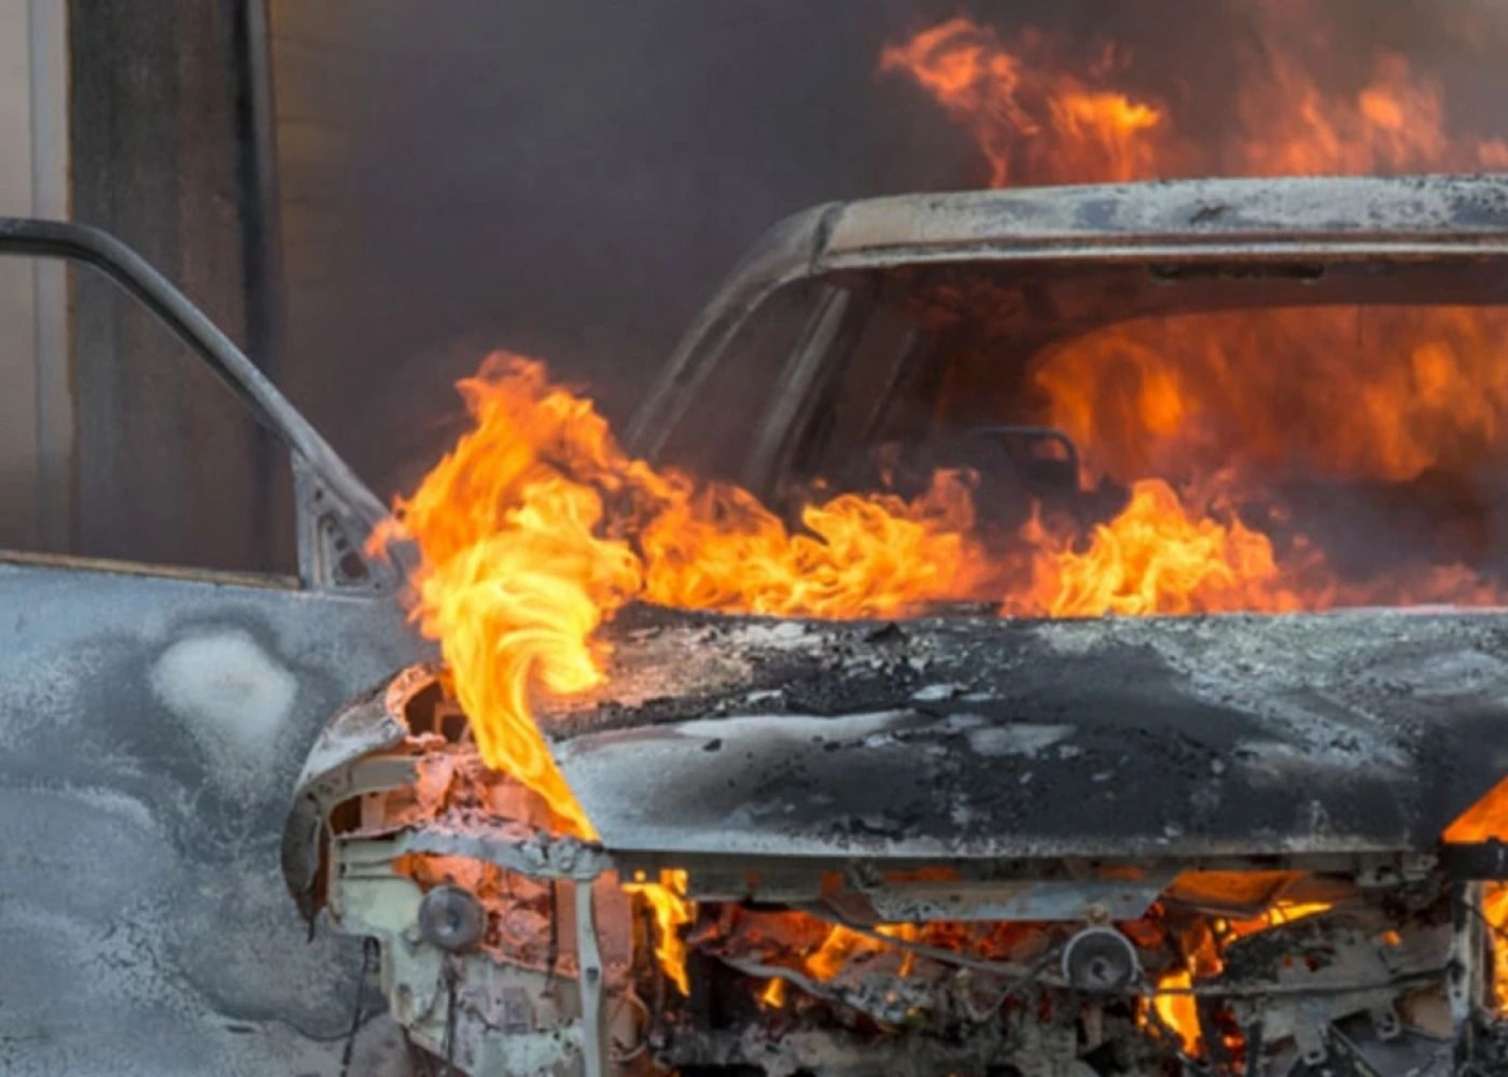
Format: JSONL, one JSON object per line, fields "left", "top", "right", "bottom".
{"left": 0, "top": 217, "right": 396, "bottom": 594}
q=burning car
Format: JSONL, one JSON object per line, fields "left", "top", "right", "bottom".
{"left": 284, "top": 174, "right": 1508, "bottom": 1075}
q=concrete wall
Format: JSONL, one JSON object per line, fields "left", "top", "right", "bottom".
{"left": 0, "top": 0, "right": 68, "bottom": 553}
{"left": 1, "top": 1, "right": 287, "bottom": 575}
{"left": 67, "top": 0, "right": 289, "bottom": 574}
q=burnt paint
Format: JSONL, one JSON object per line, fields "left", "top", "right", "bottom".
{"left": 545, "top": 605, "right": 1508, "bottom": 860}
{"left": 0, "top": 559, "right": 426, "bottom": 1077}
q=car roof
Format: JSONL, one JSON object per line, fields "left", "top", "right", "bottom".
{"left": 823, "top": 173, "right": 1508, "bottom": 265}
{"left": 625, "top": 173, "right": 1508, "bottom": 457}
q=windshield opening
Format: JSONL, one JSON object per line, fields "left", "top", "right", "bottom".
{"left": 762, "top": 257, "right": 1508, "bottom": 616}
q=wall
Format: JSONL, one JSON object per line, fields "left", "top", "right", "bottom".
{"left": 67, "top": 0, "right": 289, "bottom": 574}
{"left": 0, "top": 0, "right": 68, "bottom": 553}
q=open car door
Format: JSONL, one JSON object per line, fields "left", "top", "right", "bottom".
{"left": 0, "top": 219, "right": 426, "bottom": 1076}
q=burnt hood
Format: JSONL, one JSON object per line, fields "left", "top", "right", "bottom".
{"left": 538, "top": 605, "right": 1508, "bottom": 862}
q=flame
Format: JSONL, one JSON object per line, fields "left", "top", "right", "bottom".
{"left": 783, "top": 921, "right": 924, "bottom": 983}
{"left": 879, "top": 17, "right": 1508, "bottom": 625}
{"left": 1445, "top": 775, "right": 1508, "bottom": 844}
{"left": 370, "top": 359, "right": 651, "bottom": 837}
{"left": 1264, "top": 901, "right": 1332, "bottom": 926}
{"left": 759, "top": 977, "right": 787, "bottom": 1008}
{"left": 880, "top": 17, "right": 1508, "bottom": 186}
{"left": 1139, "top": 892, "right": 1334, "bottom": 1057}
{"left": 1149, "top": 969, "right": 1203, "bottom": 1056}
{"left": 1444, "top": 792, "right": 1508, "bottom": 1015}
{"left": 878, "top": 19, "right": 1169, "bottom": 185}
{"left": 882, "top": 15, "right": 1508, "bottom": 513}
{"left": 1223, "top": 900, "right": 1333, "bottom": 945}
{"left": 638, "top": 471, "right": 987, "bottom": 618}
{"left": 1445, "top": 781, "right": 1508, "bottom": 1016}
{"left": 1030, "top": 308, "right": 1508, "bottom": 492}
{"left": 803, "top": 924, "right": 890, "bottom": 981}
{"left": 378, "top": 16, "right": 1508, "bottom": 1008}
{"left": 1484, "top": 884, "right": 1508, "bottom": 1011}
{"left": 381, "top": 353, "right": 1505, "bottom": 843}
{"left": 1014, "top": 478, "right": 1303, "bottom": 618}
{"left": 380, "top": 23, "right": 1508, "bottom": 837}
{"left": 1232, "top": 51, "right": 1500, "bottom": 178}
{"left": 622, "top": 869, "right": 695, "bottom": 995}
{"left": 378, "top": 357, "right": 1002, "bottom": 829}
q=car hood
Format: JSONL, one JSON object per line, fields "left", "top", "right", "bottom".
{"left": 286, "top": 605, "right": 1508, "bottom": 900}
{"left": 537, "top": 605, "right": 1508, "bottom": 861}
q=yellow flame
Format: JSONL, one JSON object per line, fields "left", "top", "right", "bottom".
{"left": 759, "top": 977, "right": 787, "bottom": 1008}
{"left": 1150, "top": 969, "right": 1202, "bottom": 1056}
{"left": 622, "top": 869, "right": 695, "bottom": 995}
{"left": 1484, "top": 883, "right": 1508, "bottom": 1014}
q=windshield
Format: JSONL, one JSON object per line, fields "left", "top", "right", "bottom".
{"left": 716, "top": 258, "right": 1508, "bottom": 615}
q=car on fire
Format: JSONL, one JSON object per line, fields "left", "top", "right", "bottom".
{"left": 277, "top": 173, "right": 1508, "bottom": 1077}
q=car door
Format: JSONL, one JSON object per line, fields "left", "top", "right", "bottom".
{"left": 0, "top": 219, "right": 428, "bottom": 1076}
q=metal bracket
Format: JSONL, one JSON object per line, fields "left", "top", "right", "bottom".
{"left": 391, "top": 820, "right": 612, "bottom": 882}
{"left": 575, "top": 881, "right": 606, "bottom": 1077}
{"left": 293, "top": 454, "right": 397, "bottom": 592}
{"left": 1449, "top": 883, "right": 1481, "bottom": 1030}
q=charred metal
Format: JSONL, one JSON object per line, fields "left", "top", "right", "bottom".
{"left": 286, "top": 602, "right": 1508, "bottom": 1075}
{"left": 280, "top": 176, "right": 1508, "bottom": 1076}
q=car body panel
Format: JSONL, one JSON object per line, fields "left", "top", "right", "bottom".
{"left": 0, "top": 219, "right": 429, "bottom": 1077}
{"left": 0, "top": 562, "right": 425, "bottom": 1076}
{"left": 543, "top": 606, "right": 1508, "bottom": 861}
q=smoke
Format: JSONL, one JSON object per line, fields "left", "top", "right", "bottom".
{"left": 274, "top": 0, "right": 1508, "bottom": 502}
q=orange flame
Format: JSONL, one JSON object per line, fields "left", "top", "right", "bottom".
{"left": 622, "top": 869, "right": 695, "bottom": 995}
{"left": 1445, "top": 791, "right": 1508, "bottom": 1015}
{"left": 1231, "top": 51, "right": 1507, "bottom": 178}
{"left": 1014, "top": 478, "right": 1302, "bottom": 618}
{"left": 1484, "top": 884, "right": 1508, "bottom": 1012}
{"left": 879, "top": 16, "right": 1508, "bottom": 628}
{"left": 371, "top": 360, "right": 651, "bottom": 837}
{"left": 639, "top": 471, "right": 987, "bottom": 618}
{"left": 1030, "top": 308, "right": 1508, "bottom": 492}
{"left": 381, "top": 17, "right": 1508, "bottom": 1004}
{"left": 376, "top": 357, "right": 994, "bottom": 830}
{"left": 804, "top": 924, "right": 883, "bottom": 980}
{"left": 1444, "top": 775, "right": 1508, "bottom": 844}
{"left": 380, "top": 352, "right": 1505, "bottom": 839}
{"left": 801, "top": 923, "right": 920, "bottom": 981}
{"left": 880, "top": 17, "right": 1508, "bottom": 186}
{"left": 758, "top": 977, "right": 787, "bottom": 1008}
{"left": 878, "top": 19, "right": 1169, "bottom": 185}
{"left": 1149, "top": 969, "right": 1202, "bottom": 1056}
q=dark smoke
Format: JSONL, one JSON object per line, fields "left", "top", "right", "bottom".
{"left": 274, "top": 0, "right": 1508, "bottom": 503}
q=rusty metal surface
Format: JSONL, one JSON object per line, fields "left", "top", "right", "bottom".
{"left": 544, "top": 605, "right": 1508, "bottom": 861}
